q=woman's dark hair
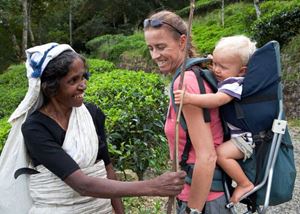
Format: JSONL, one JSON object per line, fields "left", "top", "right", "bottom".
{"left": 41, "top": 50, "right": 87, "bottom": 103}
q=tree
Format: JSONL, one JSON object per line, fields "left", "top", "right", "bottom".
{"left": 254, "top": 0, "right": 261, "bottom": 19}
{"left": 221, "top": 0, "right": 225, "bottom": 27}
{"left": 28, "top": 0, "right": 35, "bottom": 46}
{"left": 0, "top": 0, "right": 22, "bottom": 68}
{"left": 22, "top": 0, "right": 29, "bottom": 59}
{"left": 69, "top": 0, "right": 72, "bottom": 45}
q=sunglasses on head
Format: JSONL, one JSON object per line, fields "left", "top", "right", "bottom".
{"left": 143, "top": 19, "right": 183, "bottom": 35}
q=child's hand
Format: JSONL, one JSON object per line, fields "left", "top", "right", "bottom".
{"left": 174, "top": 90, "right": 189, "bottom": 105}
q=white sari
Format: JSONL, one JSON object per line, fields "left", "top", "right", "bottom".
{"left": 28, "top": 105, "right": 112, "bottom": 214}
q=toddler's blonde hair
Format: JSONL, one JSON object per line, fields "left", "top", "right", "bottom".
{"left": 213, "top": 35, "right": 257, "bottom": 65}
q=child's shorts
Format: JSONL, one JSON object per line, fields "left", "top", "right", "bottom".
{"left": 232, "top": 133, "right": 255, "bottom": 161}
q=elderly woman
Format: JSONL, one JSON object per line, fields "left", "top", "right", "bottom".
{"left": 0, "top": 43, "right": 185, "bottom": 214}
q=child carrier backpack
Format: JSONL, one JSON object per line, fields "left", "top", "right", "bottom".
{"left": 170, "top": 41, "right": 296, "bottom": 214}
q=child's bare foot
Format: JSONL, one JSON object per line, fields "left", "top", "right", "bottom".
{"left": 230, "top": 183, "right": 254, "bottom": 204}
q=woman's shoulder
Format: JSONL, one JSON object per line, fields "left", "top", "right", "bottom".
{"left": 174, "top": 70, "right": 197, "bottom": 84}
{"left": 23, "top": 110, "right": 46, "bottom": 127}
{"left": 22, "top": 110, "right": 58, "bottom": 137}
{"left": 174, "top": 70, "right": 199, "bottom": 92}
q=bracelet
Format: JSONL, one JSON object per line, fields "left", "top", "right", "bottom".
{"left": 190, "top": 208, "right": 202, "bottom": 214}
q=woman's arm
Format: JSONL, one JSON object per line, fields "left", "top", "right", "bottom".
{"left": 174, "top": 90, "right": 233, "bottom": 108}
{"left": 182, "top": 104, "right": 217, "bottom": 210}
{"left": 64, "top": 169, "right": 186, "bottom": 198}
{"left": 105, "top": 163, "right": 125, "bottom": 214}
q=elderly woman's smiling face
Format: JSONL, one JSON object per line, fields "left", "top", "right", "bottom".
{"left": 54, "top": 57, "right": 87, "bottom": 108}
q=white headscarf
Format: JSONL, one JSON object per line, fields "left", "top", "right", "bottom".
{"left": 0, "top": 43, "right": 74, "bottom": 214}
{"left": 9, "top": 42, "right": 75, "bottom": 123}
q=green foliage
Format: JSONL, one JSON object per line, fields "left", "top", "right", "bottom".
{"left": 123, "top": 196, "right": 165, "bottom": 213}
{"left": 86, "top": 33, "right": 147, "bottom": 63}
{"left": 0, "top": 27, "right": 18, "bottom": 73}
{"left": 281, "top": 34, "right": 300, "bottom": 81}
{"left": 288, "top": 119, "right": 300, "bottom": 127}
{"left": 87, "top": 58, "right": 115, "bottom": 74}
{"left": 251, "top": 1, "right": 300, "bottom": 47}
{"left": 0, "top": 64, "right": 27, "bottom": 119}
{"left": 85, "top": 69, "right": 169, "bottom": 179}
{"left": 47, "top": 29, "right": 69, "bottom": 44}
{"left": 192, "top": 2, "right": 255, "bottom": 54}
{"left": 0, "top": 117, "right": 10, "bottom": 154}
{"left": 177, "top": 0, "right": 221, "bottom": 17}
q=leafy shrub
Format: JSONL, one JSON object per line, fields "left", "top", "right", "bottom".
{"left": 251, "top": 3, "right": 300, "bottom": 47}
{"left": 87, "top": 59, "right": 115, "bottom": 74}
{"left": 47, "top": 29, "right": 69, "bottom": 44}
{"left": 0, "top": 117, "right": 10, "bottom": 154}
{"left": 85, "top": 69, "right": 169, "bottom": 179}
{"left": 177, "top": 0, "right": 221, "bottom": 17}
{"left": 123, "top": 196, "right": 165, "bottom": 213}
{"left": 86, "top": 34, "right": 125, "bottom": 57}
{"left": 0, "top": 64, "right": 27, "bottom": 119}
{"left": 281, "top": 34, "right": 300, "bottom": 81}
{"left": 86, "top": 33, "right": 147, "bottom": 63}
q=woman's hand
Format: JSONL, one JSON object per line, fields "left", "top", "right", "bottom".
{"left": 150, "top": 170, "right": 186, "bottom": 196}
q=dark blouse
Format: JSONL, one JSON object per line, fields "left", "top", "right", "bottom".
{"left": 22, "top": 103, "right": 111, "bottom": 180}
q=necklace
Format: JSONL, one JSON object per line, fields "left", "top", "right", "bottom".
{"left": 43, "top": 107, "right": 67, "bottom": 130}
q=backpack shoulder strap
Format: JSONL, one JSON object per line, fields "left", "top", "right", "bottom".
{"left": 190, "top": 65, "right": 219, "bottom": 123}
{"left": 170, "top": 57, "right": 213, "bottom": 130}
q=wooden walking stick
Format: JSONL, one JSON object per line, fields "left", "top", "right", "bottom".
{"left": 166, "top": 1, "right": 195, "bottom": 213}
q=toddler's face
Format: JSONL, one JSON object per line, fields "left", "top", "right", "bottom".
{"left": 212, "top": 52, "right": 244, "bottom": 81}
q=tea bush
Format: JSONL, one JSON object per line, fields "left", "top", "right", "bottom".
{"left": 0, "top": 117, "right": 11, "bottom": 154}
{"left": 251, "top": 2, "right": 300, "bottom": 47}
{"left": 85, "top": 69, "right": 169, "bottom": 179}
{"left": 0, "top": 64, "right": 27, "bottom": 119}
{"left": 177, "top": 0, "right": 221, "bottom": 17}
{"left": 86, "top": 33, "right": 147, "bottom": 63}
{"left": 87, "top": 58, "right": 115, "bottom": 74}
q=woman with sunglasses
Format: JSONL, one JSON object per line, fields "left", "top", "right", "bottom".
{"left": 144, "top": 10, "right": 230, "bottom": 214}
{"left": 0, "top": 43, "right": 186, "bottom": 214}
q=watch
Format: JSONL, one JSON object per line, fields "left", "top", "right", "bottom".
{"left": 190, "top": 208, "right": 202, "bottom": 214}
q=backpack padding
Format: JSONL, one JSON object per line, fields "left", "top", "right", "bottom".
{"left": 243, "top": 41, "right": 281, "bottom": 97}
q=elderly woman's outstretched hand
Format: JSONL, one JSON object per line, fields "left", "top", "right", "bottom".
{"left": 150, "top": 170, "right": 186, "bottom": 196}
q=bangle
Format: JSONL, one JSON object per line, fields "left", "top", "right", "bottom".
{"left": 190, "top": 208, "right": 202, "bottom": 214}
